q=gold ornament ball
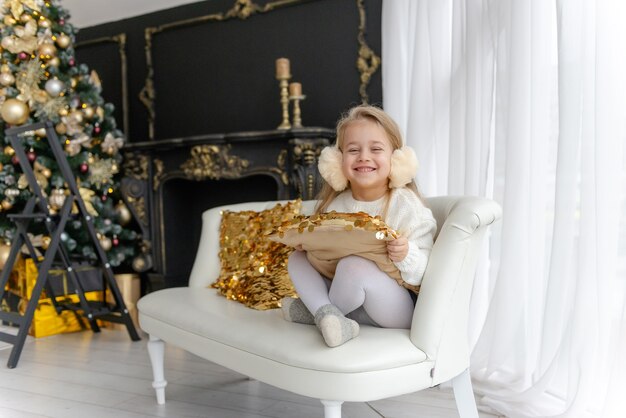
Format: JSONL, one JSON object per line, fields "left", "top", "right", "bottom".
{"left": 3, "top": 15, "right": 16, "bottom": 25}
{"left": 19, "top": 14, "right": 32, "bottom": 23}
{"left": 115, "top": 202, "right": 132, "bottom": 226}
{"left": 38, "top": 43, "right": 57, "bottom": 59}
{"left": 1, "top": 200, "right": 13, "bottom": 210}
{"left": 69, "top": 110, "right": 83, "bottom": 124}
{"left": 42, "top": 168, "right": 51, "bottom": 178}
{"left": 100, "top": 236, "right": 112, "bottom": 251}
{"left": 58, "top": 108, "right": 68, "bottom": 117}
{"left": 55, "top": 122, "right": 67, "bottom": 134}
{"left": 3, "top": 146, "right": 14, "bottom": 156}
{"left": 82, "top": 106, "right": 94, "bottom": 119}
{"left": 37, "top": 16, "right": 52, "bottom": 29}
{"left": 132, "top": 256, "right": 146, "bottom": 272}
{"left": 41, "top": 236, "right": 51, "bottom": 250}
{"left": 65, "top": 141, "right": 80, "bottom": 157}
{"left": 48, "top": 188, "right": 66, "bottom": 209}
{"left": 0, "top": 72, "right": 15, "bottom": 86}
{"left": 0, "top": 241, "right": 11, "bottom": 270}
{"left": 35, "top": 127, "right": 47, "bottom": 137}
{"left": 1, "top": 98, "right": 30, "bottom": 125}
{"left": 56, "top": 34, "right": 71, "bottom": 49}
{"left": 1, "top": 64, "right": 10, "bottom": 73}
{"left": 47, "top": 57, "right": 60, "bottom": 68}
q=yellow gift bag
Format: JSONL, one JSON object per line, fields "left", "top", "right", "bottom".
{"left": 21, "top": 293, "right": 106, "bottom": 338}
{"left": 11, "top": 257, "right": 107, "bottom": 338}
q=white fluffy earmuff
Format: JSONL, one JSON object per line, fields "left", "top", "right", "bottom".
{"left": 317, "top": 145, "right": 419, "bottom": 192}
{"left": 389, "top": 146, "right": 419, "bottom": 188}
{"left": 318, "top": 146, "right": 348, "bottom": 192}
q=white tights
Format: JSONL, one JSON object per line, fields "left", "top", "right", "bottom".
{"left": 287, "top": 251, "right": 415, "bottom": 329}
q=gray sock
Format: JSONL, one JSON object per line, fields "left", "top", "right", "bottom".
{"left": 281, "top": 297, "right": 315, "bottom": 325}
{"left": 314, "top": 304, "right": 359, "bottom": 347}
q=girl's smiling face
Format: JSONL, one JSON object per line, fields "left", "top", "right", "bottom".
{"left": 341, "top": 118, "right": 393, "bottom": 201}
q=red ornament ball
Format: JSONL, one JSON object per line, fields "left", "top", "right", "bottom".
{"left": 112, "top": 236, "right": 119, "bottom": 247}
{"left": 18, "top": 52, "right": 28, "bottom": 60}
{"left": 79, "top": 163, "right": 88, "bottom": 173}
{"left": 101, "top": 194, "right": 108, "bottom": 202}
{"left": 27, "top": 150, "right": 36, "bottom": 162}
{"left": 11, "top": 155, "right": 19, "bottom": 165}
{"left": 69, "top": 58, "right": 75, "bottom": 66}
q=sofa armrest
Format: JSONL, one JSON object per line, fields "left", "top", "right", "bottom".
{"left": 410, "top": 196, "right": 501, "bottom": 383}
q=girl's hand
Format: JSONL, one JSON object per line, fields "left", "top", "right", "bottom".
{"left": 387, "top": 236, "right": 408, "bottom": 262}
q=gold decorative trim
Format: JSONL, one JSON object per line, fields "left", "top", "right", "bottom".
{"left": 268, "top": 149, "right": 289, "bottom": 185}
{"left": 180, "top": 145, "right": 249, "bottom": 181}
{"left": 75, "top": 34, "right": 130, "bottom": 139}
{"left": 293, "top": 141, "right": 322, "bottom": 166}
{"left": 126, "top": 195, "right": 148, "bottom": 226}
{"left": 356, "top": 0, "right": 380, "bottom": 104}
{"left": 122, "top": 152, "right": 149, "bottom": 181}
{"left": 139, "top": 0, "right": 306, "bottom": 140}
{"left": 153, "top": 158, "right": 164, "bottom": 191}
{"left": 291, "top": 138, "right": 328, "bottom": 199}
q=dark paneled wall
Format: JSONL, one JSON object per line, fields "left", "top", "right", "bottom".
{"left": 74, "top": 0, "right": 383, "bottom": 142}
{"left": 73, "top": 0, "right": 382, "bottom": 288}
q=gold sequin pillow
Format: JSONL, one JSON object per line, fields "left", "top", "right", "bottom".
{"left": 268, "top": 211, "right": 419, "bottom": 293}
{"left": 211, "top": 200, "right": 301, "bottom": 310}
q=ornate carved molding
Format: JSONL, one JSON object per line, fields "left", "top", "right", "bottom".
{"left": 356, "top": 0, "right": 380, "bottom": 104}
{"left": 121, "top": 185, "right": 148, "bottom": 227}
{"left": 122, "top": 152, "right": 149, "bottom": 181}
{"left": 153, "top": 158, "right": 164, "bottom": 191}
{"left": 268, "top": 149, "right": 290, "bottom": 186}
{"left": 180, "top": 145, "right": 250, "bottom": 181}
{"left": 121, "top": 152, "right": 150, "bottom": 231}
{"left": 291, "top": 138, "right": 328, "bottom": 199}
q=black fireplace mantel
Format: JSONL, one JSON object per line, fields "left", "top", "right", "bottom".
{"left": 121, "top": 128, "right": 334, "bottom": 289}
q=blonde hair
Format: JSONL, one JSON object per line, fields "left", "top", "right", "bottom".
{"left": 315, "top": 105, "right": 422, "bottom": 215}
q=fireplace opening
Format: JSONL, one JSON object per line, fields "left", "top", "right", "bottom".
{"left": 160, "top": 174, "right": 280, "bottom": 288}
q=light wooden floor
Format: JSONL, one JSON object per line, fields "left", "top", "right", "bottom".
{"left": 0, "top": 325, "right": 503, "bottom": 418}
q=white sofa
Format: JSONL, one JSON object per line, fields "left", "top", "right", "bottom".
{"left": 137, "top": 196, "right": 501, "bottom": 418}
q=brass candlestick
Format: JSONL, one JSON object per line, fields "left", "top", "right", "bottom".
{"left": 290, "top": 94, "right": 306, "bottom": 128}
{"left": 276, "top": 76, "right": 291, "bottom": 130}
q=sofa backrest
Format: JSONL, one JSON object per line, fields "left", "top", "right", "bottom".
{"left": 188, "top": 200, "right": 317, "bottom": 288}
{"left": 188, "top": 196, "right": 501, "bottom": 384}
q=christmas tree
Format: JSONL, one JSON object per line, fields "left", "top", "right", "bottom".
{"left": 0, "top": 0, "right": 139, "bottom": 268}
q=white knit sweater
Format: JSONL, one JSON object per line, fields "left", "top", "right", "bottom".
{"left": 327, "top": 188, "right": 437, "bottom": 286}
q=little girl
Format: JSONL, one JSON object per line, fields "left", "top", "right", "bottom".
{"left": 282, "top": 105, "right": 437, "bottom": 347}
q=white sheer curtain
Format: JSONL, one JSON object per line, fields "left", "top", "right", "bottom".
{"left": 382, "top": 1, "right": 626, "bottom": 417}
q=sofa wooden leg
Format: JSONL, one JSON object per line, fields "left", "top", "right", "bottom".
{"left": 451, "top": 368, "right": 479, "bottom": 418}
{"left": 147, "top": 335, "right": 167, "bottom": 405}
{"left": 320, "top": 399, "right": 343, "bottom": 418}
